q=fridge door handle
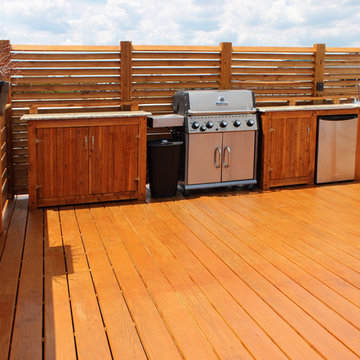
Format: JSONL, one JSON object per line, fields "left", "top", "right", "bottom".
{"left": 214, "top": 147, "right": 222, "bottom": 168}
{"left": 223, "top": 146, "right": 231, "bottom": 168}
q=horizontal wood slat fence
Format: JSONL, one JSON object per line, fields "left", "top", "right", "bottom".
{"left": 2, "top": 40, "right": 360, "bottom": 194}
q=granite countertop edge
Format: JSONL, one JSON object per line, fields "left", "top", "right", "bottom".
{"left": 258, "top": 104, "right": 360, "bottom": 112}
{"left": 21, "top": 111, "right": 152, "bottom": 121}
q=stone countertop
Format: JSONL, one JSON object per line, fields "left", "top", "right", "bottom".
{"left": 21, "top": 111, "right": 152, "bottom": 121}
{"left": 258, "top": 104, "right": 360, "bottom": 112}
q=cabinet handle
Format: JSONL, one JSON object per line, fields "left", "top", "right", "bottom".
{"left": 214, "top": 147, "right": 221, "bottom": 168}
{"left": 223, "top": 146, "right": 231, "bottom": 168}
{"left": 91, "top": 136, "right": 95, "bottom": 150}
{"left": 84, "top": 136, "right": 88, "bottom": 150}
{"left": 307, "top": 126, "right": 310, "bottom": 136}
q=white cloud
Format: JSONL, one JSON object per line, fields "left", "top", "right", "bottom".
{"left": 0, "top": 0, "right": 360, "bottom": 46}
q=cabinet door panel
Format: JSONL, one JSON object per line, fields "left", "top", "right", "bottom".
{"left": 89, "top": 125, "right": 139, "bottom": 194}
{"left": 222, "top": 132, "right": 255, "bottom": 182}
{"left": 186, "top": 133, "right": 222, "bottom": 185}
{"left": 36, "top": 127, "right": 89, "bottom": 199}
{"left": 269, "top": 115, "right": 314, "bottom": 181}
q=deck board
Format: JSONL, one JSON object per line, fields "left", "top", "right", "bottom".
{"left": 9, "top": 209, "right": 43, "bottom": 360}
{"left": 59, "top": 207, "right": 112, "bottom": 360}
{"left": 98, "top": 204, "right": 183, "bottom": 359}
{"left": 0, "top": 197, "right": 28, "bottom": 360}
{"left": 1, "top": 183, "right": 360, "bottom": 359}
{"left": 44, "top": 208, "right": 77, "bottom": 360}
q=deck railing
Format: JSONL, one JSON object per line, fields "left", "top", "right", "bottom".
{"left": 0, "top": 41, "right": 360, "bottom": 196}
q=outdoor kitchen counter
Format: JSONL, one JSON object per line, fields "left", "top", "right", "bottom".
{"left": 259, "top": 104, "right": 360, "bottom": 190}
{"left": 25, "top": 111, "right": 150, "bottom": 208}
{"left": 258, "top": 103, "right": 360, "bottom": 112}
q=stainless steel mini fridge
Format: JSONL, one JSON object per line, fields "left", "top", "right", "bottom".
{"left": 316, "top": 114, "right": 358, "bottom": 184}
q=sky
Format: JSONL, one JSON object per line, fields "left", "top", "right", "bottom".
{"left": 1, "top": 0, "right": 360, "bottom": 47}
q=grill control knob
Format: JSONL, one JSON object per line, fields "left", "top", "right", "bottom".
{"left": 220, "top": 120, "right": 228, "bottom": 128}
{"left": 206, "top": 121, "right": 214, "bottom": 129}
{"left": 233, "top": 120, "right": 241, "bottom": 127}
{"left": 192, "top": 121, "right": 200, "bottom": 129}
{"left": 246, "top": 119, "right": 255, "bottom": 127}
{"left": 200, "top": 125, "right": 207, "bottom": 132}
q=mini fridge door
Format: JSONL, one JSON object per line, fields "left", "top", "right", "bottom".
{"left": 316, "top": 115, "right": 358, "bottom": 184}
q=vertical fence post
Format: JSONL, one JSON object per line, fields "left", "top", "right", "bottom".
{"left": 313, "top": 43, "right": 326, "bottom": 103}
{"left": 220, "top": 42, "right": 232, "bottom": 89}
{"left": 0, "top": 40, "right": 13, "bottom": 202}
{"left": 120, "top": 41, "right": 133, "bottom": 111}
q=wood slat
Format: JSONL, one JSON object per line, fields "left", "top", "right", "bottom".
{"left": 12, "top": 91, "right": 121, "bottom": 101}
{"left": 232, "top": 46, "right": 313, "bottom": 53}
{"left": 12, "top": 53, "right": 121, "bottom": 60}
{"left": 133, "top": 74, "right": 219, "bottom": 82}
{"left": 326, "top": 54, "right": 360, "bottom": 60}
{"left": 324, "top": 73, "right": 360, "bottom": 80}
{"left": 326, "top": 47, "right": 360, "bottom": 53}
{"left": 12, "top": 84, "right": 121, "bottom": 92}
{"left": 16, "top": 68, "right": 121, "bottom": 76}
{"left": 133, "top": 90, "right": 177, "bottom": 98}
{"left": 252, "top": 89, "right": 312, "bottom": 95}
{"left": 0, "top": 197, "right": 29, "bottom": 357}
{"left": 232, "top": 74, "right": 314, "bottom": 81}
{"left": 167, "top": 198, "right": 359, "bottom": 360}
{"left": 12, "top": 76, "right": 120, "bottom": 85}
{"left": 231, "top": 67, "right": 314, "bottom": 74}
{"left": 234, "top": 82, "right": 313, "bottom": 88}
{"left": 324, "top": 67, "right": 360, "bottom": 74}
{"left": 135, "top": 202, "right": 288, "bottom": 360}
{"left": 195, "top": 195, "right": 360, "bottom": 328}
{"left": 9, "top": 209, "right": 43, "bottom": 360}
{"left": 111, "top": 203, "right": 252, "bottom": 359}
{"left": 324, "top": 60, "right": 360, "bottom": 66}
{"left": 133, "top": 82, "right": 219, "bottom": 90}
{"left": 133, "top": 45, "right": 219, "bottom": 52}
{"left": 12, "top": 99, "right": 123, "bottom": 108}
{"left": 59, "top": 207, "right": 112, "bottom": 359}
{"left": 11, "top": 45, "right": 120, "bottom": 52}
{"left": 231, "top": 60, "right": 313, "bottom": 67}
{"left": 232, "top": 53, "right": 314, "bottom": 60}
{"left": 133, "top": 60, "right": 219, "bottom": 67}
{"left": 98, "top": 204, "right": 184, "bottom": 359}
{"left": 133, "top": 52, "right": 219, "bottom": 59}
{"left": 13, "top": 61, "right": 120, "bottom": 68}
{"left": 132, "top": 67, "right": 220, "bottom": 75}
{"left": 74, "top": 206, "right": 148, "bottom": 360}
{"left": 0, "top": 198, "right": 16, "bottom": 273}
{"left": 149, "top": 201, "right": 323, "bottom": 359}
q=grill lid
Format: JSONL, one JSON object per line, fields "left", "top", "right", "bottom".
{"left": 173, "top": 90, "right": 256, "bottom": 115}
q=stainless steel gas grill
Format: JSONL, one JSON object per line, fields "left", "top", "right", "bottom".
{"left": 173, "top": 89, "right": 259, "bottom": 191}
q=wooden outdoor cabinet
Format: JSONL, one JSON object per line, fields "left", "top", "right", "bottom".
{"left": 260, "top": 110, "right": 317, "bottom": 190}
{"left": 25, "top": 112, "right": 149, "bottom": 208}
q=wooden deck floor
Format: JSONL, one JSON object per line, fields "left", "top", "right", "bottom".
{"left": 1, "top": 183, "right": 360, "bottom": 359}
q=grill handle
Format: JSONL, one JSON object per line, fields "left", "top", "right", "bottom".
{"left": 214, "top": 147, "right": 222, "bottom": 168}
{"left": 223, "top": 146, "right": 231, "bottom": 168}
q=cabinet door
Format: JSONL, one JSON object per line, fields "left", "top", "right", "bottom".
{"left": 89, "top": 125, "right": 139, "bottom": 194}
{"left": 267, "top": 113, "right": 316, "bottom": 185}
{"left": 222, "top": 132, "right": 255, "bottom": 182}
{"left": 36, "top": 127, "right": 89, "bottom": 200}
{"left": 186, "top": 133, "right": 222, "bottom": 185}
